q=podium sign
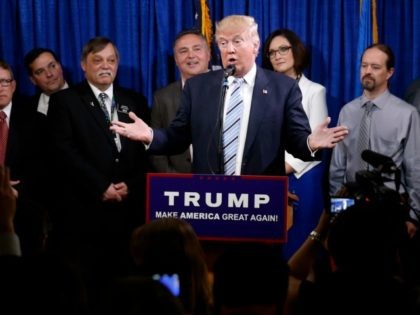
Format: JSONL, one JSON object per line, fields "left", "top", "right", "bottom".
{"left": 146, "top": 174, "right": 288, "bottom": 243}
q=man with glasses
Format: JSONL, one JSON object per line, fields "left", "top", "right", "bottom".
{"left": 112, "top": 15, "right": 347, "bottom": 177}
{"left": 0, "top": 60, "right": 44, "bottom": 256}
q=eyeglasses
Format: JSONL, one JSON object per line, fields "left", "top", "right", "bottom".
{"left": 0, "top": 78, "right": 14, "bottom": 87}
{"left": 267, "top": 46, "right": 292, "bottom": 59}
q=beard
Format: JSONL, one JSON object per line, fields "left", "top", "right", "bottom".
{"left": 362, "top": 75, "right": 376, "bottom": 91}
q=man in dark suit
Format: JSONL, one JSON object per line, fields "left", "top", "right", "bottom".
{"left": 0, "top": 61, "right": 46, "bottom": 256}
{"left": 47, "top": 37, "right": 150, "bottom": 313}
{"left": 23, "top": 48, "right": 70, "bottom": 248}
{"left": 111, "top": 15, "right": 348, "bottom": 176}
{"left": 150, "top": 29, "right": 210, "bottom": 173}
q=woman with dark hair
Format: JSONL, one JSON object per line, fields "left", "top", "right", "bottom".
{"left": 130, "top": 218, "right": 212, "bottom": 315}
{"left": 263, "top": 29, "right": 328, "bottom": 258}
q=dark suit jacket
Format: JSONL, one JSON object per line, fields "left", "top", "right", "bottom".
{"left": 5, "top": 95, "right": 49, "bottom": 254}
{"left": 404, "top": 78, "right": 420, "bottom": 113}
{"left": 150, "top": 80, "right": 192, "bottom": 173}
{"left": 47, "top": 80, "right": 150, "bottom": 240}
{"left": 151, "top": 67, "right": 314, "bottom": 175}
{"left": 5, "top": 95, "right": 39, "bottom": 186}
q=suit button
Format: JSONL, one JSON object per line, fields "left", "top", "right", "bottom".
{"left": 115, "top": 158, "right": 119, "bottom": 163}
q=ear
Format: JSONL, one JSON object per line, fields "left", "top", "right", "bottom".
{"left": 81, "top": 60, "right": 86, "bottom": 72}
{"left": 253, "top": 40, "right": 260, "bottom": 56}
{"left": 11, "top": 80, "right": 16, "bottom": 94}
{"left": 386, "top": 67, "right": 395, "bottom": 80}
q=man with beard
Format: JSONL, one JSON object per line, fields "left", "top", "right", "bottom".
{"left": 329, "top": 43, "right": 420, "bottom": 238}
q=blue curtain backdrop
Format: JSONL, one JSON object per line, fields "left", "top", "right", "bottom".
{"left": 1, "top": 0, "right": 419, "bottom": 123}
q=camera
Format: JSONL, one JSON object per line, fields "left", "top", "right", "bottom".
{"left": 333, "top": 150, "right": 410, "bottom": 221}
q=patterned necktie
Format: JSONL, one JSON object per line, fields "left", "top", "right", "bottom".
{"left": 223, "top": 78, "right": 244, "bottom": 175}
{"left": 98, "top": 93, "right": 121, "bottom": 151}
{"left": 357, "top": 101, "right": 374, "bottom": 169}
{"left": 0, "top": 111, "right": 9, "bottom": 165}
{"left": 98, "top": 92, "right": 111, "bottom": 123}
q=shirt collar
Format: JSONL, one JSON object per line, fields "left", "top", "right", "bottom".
{"left": 1, "top": 102, "right": 12, "bottom": 118}
{"left": 361, "top": 89, "right": 390, "bottom": 110}
{"left": 227, "top": 63, "right": 257, "bottom": 88}
{"left": 88, "top": 81, "right": 114, "bottom": 101}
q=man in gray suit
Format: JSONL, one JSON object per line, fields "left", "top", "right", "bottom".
{"left": 150, "top": 29, "right": 211, "bottom": 173}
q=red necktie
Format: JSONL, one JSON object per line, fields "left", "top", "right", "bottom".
{"left": 0, "top": 111, "right": 9, "bottom": 165}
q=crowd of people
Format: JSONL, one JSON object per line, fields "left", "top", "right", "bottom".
{"left": 1, "top": 13, "right": 420, "bottom": 314}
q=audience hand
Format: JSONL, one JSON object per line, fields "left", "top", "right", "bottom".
{"left": 10, "top": 179, "right": 20, "bottom": 198}
{"left": 0, "top": 166, "right": 16, "bottom": 234}
{"left": 406, "top": 221, "right": 418, "bottom": 238}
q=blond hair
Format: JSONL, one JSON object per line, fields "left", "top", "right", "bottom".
{"left": 215, "top": 15, "right": 260, "bottom": 48}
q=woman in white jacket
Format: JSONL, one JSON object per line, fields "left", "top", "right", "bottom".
{"left": 263, "top": 29, "right": 328, "bottom": 258}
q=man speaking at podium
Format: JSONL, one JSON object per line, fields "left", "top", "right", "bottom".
{"left": 111, "top": 15, "right": 348, "bottom": 176}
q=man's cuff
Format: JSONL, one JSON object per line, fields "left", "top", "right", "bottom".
{"left": 307, "top": 136, "right": 318, "bottom": 157}
{"left": 0, "top": 233, "right": 22, "bottom": 256}
{"left": 144, "top": 128, "right": 154, "bottom": 150}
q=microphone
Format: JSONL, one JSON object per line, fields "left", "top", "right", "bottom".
{"left": 223, "top": 64, "right": 236, "bottom": 78}
{"left": 361, "top": 150, "right": 397, "bottom": 172}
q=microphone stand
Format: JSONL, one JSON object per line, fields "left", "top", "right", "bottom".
{"left": 217, "top": 76, "right": 229, "bottom": 174}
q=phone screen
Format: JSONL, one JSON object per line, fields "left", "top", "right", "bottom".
{"left": 330, "top": 197, "right": 355, "bottom": 214}
{"left": 152, "top": 273, "right": 180, "bottom": 296}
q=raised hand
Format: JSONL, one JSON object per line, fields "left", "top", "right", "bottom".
{"left": 308, "top": 117, "right": 348, "bottom": 150}
{"left": 110, "top": 111, "right": 152, "bottom": 143}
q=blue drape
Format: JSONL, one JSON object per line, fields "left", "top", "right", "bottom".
{"left": 1, "top": 0, "right": 419, "bottom": 118}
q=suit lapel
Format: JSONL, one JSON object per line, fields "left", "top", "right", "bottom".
{"left": 113, "top": 88, "right": 137, "bottom": 151}
{"left": 243, "top": 68, "right": 270, "bottom": 156}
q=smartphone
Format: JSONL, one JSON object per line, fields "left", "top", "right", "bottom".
{"left": 152, "top": 273, "right": 180, "bottom": 297}
{"left": 330, "top": 197, "right": 355, "bottom": 214}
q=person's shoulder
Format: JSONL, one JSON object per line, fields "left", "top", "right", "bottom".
{"left": 258, "top": 67, "right": 296, "bottom": 87}
{"left": 51, "top": 82, "right": 84, "bottom": 99}
{"left": 339, "top": 97, "right": 361, "bottom": 114}
{"left": 154, "top": 80, "right": 181, "bottom": 97}
{"left": 299, "top": 74, "right": 325, "bottom": 93}
{"left": 115, "top": 85, "right": 149, "bottom": 108}
{"left": 389, "top": 93, "right": 413, "bottom": 106}
{"left": 188, "top": 69, "right": 223, "bottom": 85}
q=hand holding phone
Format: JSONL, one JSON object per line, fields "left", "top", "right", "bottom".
{"left": 330, "top": 197, "right": 355, "bottom": 215}
{"left": 152, "top": 273, "right": 180, "bottom": 296}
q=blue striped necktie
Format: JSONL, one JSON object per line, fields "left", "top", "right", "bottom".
{"left": 223, "top": 78, "right": 244, "bottom": 175}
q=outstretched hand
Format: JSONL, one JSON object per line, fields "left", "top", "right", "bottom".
{"left": 110, "top": 111, "right": 152, "bottom": 143}
{"left": 309, "top": 117, "right": 348, "bottom": 151}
